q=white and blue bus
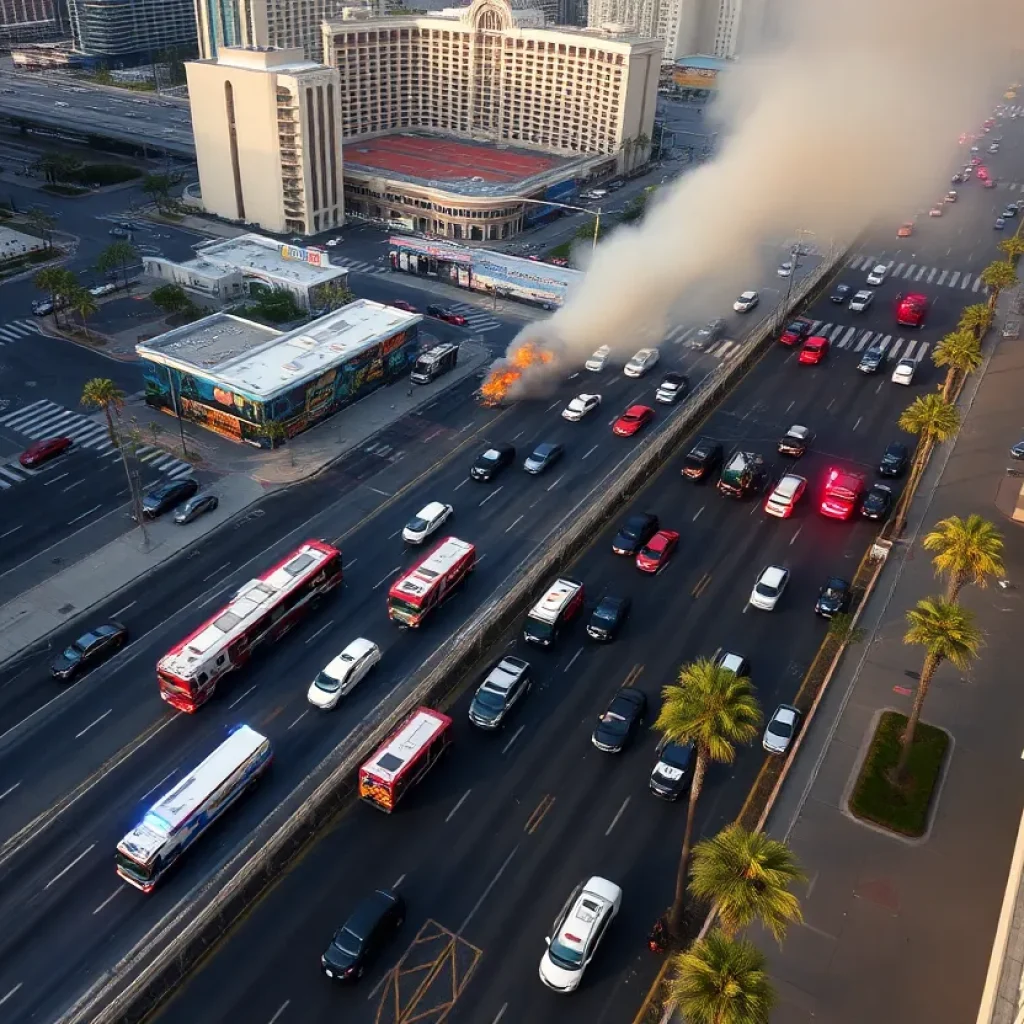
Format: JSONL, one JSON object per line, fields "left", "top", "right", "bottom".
{"left": 115, "top": 725, "right": 272, "bottom": 892}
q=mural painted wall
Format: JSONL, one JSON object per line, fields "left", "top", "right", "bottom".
{"left": 142, "top": 325, "right": 420, "bottom": 446}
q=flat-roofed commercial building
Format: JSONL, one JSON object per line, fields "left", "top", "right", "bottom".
{"left": 143, "top": 233, "right": 349, "bottom": 310}
{"left": 137, "top": 299, "right": 422, "bottom": 444}
{"left": 186, "top": 46, "right": 344, "bottom": 236}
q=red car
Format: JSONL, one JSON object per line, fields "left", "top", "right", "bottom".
{"left": 798, "top": 336, "right": 829, "bottom": 365}
{"left": 636, "top": 529, "right": 679, "bottom": 573}
{"left": 19, "top": 436, "right": 72, "bottom": 467}
{"left": 779, "top": 317, "right": 813, "bottom": 346}
{"left": 896, "top": 292, "right": 927, "bottom": 328}
{"left": 613, "top": 404, "right": 654, "bottom": 437}
{"left": 390, "top": 299, "right": 417, "bottom": 313}
{"left": 427, "top": 304, "right": 468, "bottom": 326}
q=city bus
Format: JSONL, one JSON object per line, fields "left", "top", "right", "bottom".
{"left": 158, "top": 540, "right": 343, "bottom": 712}
{"left": 358, "top": 707, "right": 453, "bottom": 812}
{"left": 115, "top": 724, "right": 272, "bottom": 892}
{"left": 387, "top": 536, "right": 475, "bottom": 627}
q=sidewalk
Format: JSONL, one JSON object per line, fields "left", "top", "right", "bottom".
{"left": 756, "top": 291, "right": 1024, "bottom": 1024}
{"left": 0, "top": 338, "right": 491, "bottom": 665}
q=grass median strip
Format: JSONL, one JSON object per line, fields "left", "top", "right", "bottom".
{"left": 848, "top": 710, "right": 949, "bottom": 838}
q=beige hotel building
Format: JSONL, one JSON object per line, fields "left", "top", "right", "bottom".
{"left": 188, "top": 0, "right": 661, "bottom": 238}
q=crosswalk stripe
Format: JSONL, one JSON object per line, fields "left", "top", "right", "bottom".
{"left": 973, "top": 277, "right": 982, "bottom": 292}
{"left": 166, "top": 463, "right": 195, "bottom": 479}
{"left": 902, "top": 264, "right": 915, "bottom": 279}
{"left": 0, "top": 465, "right": 25, "bottom": 483}
{"left": 22, "top": 410, "right": 78, "bottom": 435}
{"left": 0, "top": 399, "right": 50, "bottom": 426}
{"left": 916, "top": 343, "right": 930, "bottom": 361}
{"left": 828, "top": 324, "right": 845, "bottom": 341}
{"left": 894, "top": 263, "right": 905, "bottom": 276}
{"left": 809, "top": 320, "right": 823, "bottom": 332}
{"left": 937, "top": 270, "right": 948, "bottom": 285}
{"left": 961, "top": 274, "right": 972, "bottom": 289}
{"left": 848, "top": 256, "right": 864, "bottom": 269}
{"left": 914, "top": 266, "right": 927, "bottom": 281}
{"left": 840, "top": 327, "right": 858, "bottom": 349}
{"left": 904, "top": 339, "right": 918, "bottom": 359}
{"left": 5, "top": 402, "right": 64, "bottom": 429}
{"left": 927, "top": 268, "right": 938, "bottom": 283}
{"left": 885, "top": 260, "right": 894, "bottom": 270}
{"left": 878, "top": 335, "right": 893, "bottom": 353}
{"left": 853, "top": 331, "right": 871, "bottom": 352}
{"left": 949, "top": 271, "right": 960, "bottom": 287}
{"left": 889, "top": 338, "right": 903, "bottom": 358}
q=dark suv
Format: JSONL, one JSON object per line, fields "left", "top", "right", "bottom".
{"left": 681, "top": 438, "right": 723, "bottom": 481}
{"left": 814, "top": 577, "right": 851, "bottom": 618}
{"left": 468, "top": 656, "right": 532, "bottom": 729}
{"left": 321, "top": 889, "right": 406, "bottom": 982}
{"left": 611, "top": 513, "right": 659, "bottom": 555}
{"left": 470, "top": 443, "right": 515, "bottom": 481}
{"left": 140, "top": 477, "right": 199, "bottom": 518}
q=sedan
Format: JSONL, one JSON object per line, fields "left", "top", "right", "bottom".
{"left": 750, "top": 565, "right": 789, "bottom": 611}
{"left": 636, "top": 529, "right": 680, "bottom": 573}
{"left": 50, "top": 622, "right": 128, "bottom": 680}
{"left": 402, "top": 501, "right": 453, "bottom": 543}
{"left": 1005, "top": 207, "right": 1019, "bottom": 219}
{"left": 524, "top": 442, "right": 564, "bottom": 475}
{"left": 861, "top": 483, "right": 893, "bottom": 520}
{"left": 426, "top": 304, "right": 467, "bottom": 326}
{"left": 585, "top": 346, "right": 611, "bottom": 372}
{"left": 830, "top": 283, "right": 852, "bottom": 304}
{"left": 849, "top": 289, "right": 874, "bottom": 312}
{"left": 624, "top": 348, "right": 660, "bottom": 377}
{"left": 695, "top": 318, "right": 727, "bottom": 347}
{"left": 389, "top": 299, "right": 417, "bottom": 313}
{"left": 307, "top": 639, "right": 382, "bottom": 709}
{"left": 649, "top": 739, "right": 695, "bottom": 800}
{"left": 777, "top": 261, "right": 794, "bottom": 278}
{"left": 612, "top": 512, "right": 659, "bottom": 555}
{"left": 562, "top": 393, "right": 602, "bottom": 421}
{"left": 140, "top": 477, "right": 199, "bottom": 518}
{"left": 897, "top": 223, "right": 913, "bottom": 237}
{"left": 733, "top": 290, "right": 759, "bottom": 313}
{"left": 19, "top": 436, "right": 72, "bottom": 467}
{"left": 929, "top": 206, "right": 943, "bottom": 218}
{"left": 655, "top": 372, "right": 689, "bottom": 403}
{"left": 682, "top": 438, "right": 723, "bottom": 480}
{"left": 858, "top": 345, "right": 886, "bottom": 374}
{"left": 613, "top": 404, "right": 654, "bottom": 437}
{"left": 779, "top": 318, "right": 814, "bottom": 345}
{"left": 321, "top": 889, "right": 405, "bottom": 982}
{"left": 763, "top": 704, "right": 802, "bottom": 755}
{"left": 1010, "top": 440, "right": 1024, "bottom": 460}
{"left": 879, "top": 442, "right": 908, "bottom": 477}
{"left": 173, "top": 493, "right": 219, "bottom": 524}
{"left": 866, "top": 264, "right": 888, "bottom": 285}
{"left": 586, "top": 594, "right": 631, "bottom": 641}
{"left": 995, "top": 218, "right": 1007, "bottom": 230}
{"left": 778, "top": 424, "right": 813, "bottom": 457}
{"left": 798, "top": 336, "right": 829, "bottom": 365}
{"left": 891, "top": 357, "right": 916, "bottom": 385}
{"left": 815, "top": 576, "right": 851, "bottom": 618}
{"left": 592, "top": 687, "right": 647, "bottom": 752}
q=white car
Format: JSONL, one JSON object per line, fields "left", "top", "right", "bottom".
{"left": 777, "top": 261, "right": 794, "bottom": 278}
{"left": 733, "top": 290, "right": 759, "bottom": 313}
{"left": 764, "top": 704, "right": 801, "bottom": 755}
{"left": 539, "top": 876, "right": 622, "bottom": 993}
{"left": 325, "top": 237, "right": 343, "bottom": 247}
{"left": 749, "top": 565, "right": 790, "bottom": 611}
{"left": 624, "top": 347, "right": 660, "bottom": 377}
{"left": 715, "top": 651, "right": 750, "bottom": 677}
{"left": 307, "top": 639, "right": 382, "bottom": 709}
{"left": 585, "top": 345, "right": 611, "bottom": 372}
{"left": 866, "top": 264, "right": 888, "bottom": 285}
{"left": 891, "top": 357, "right": 916, "bottom": 385}
{"left": 849, "top": 289, "right": 874, "bottom": 312}
{"left": 402, "top": 501, "right": 453, "bottom": 544}
{"left": 562, "top": 393, "right": 602, "bottom": 421}
{"left": 764, "top": 474, "right": 807, "bottom": 518}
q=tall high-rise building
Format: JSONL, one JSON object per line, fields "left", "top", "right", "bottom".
{"left": 67, "top": 0, "right": 197, "bottom": 61}
{"left": 0, "top": 0, "right": 66, "bottom": 46}
{"left": 187, "top": 46, "right": 344, "bottom": 235}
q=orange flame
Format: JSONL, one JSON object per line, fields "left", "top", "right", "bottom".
{"left": 479, "top": 342, "right": 555, "bottom": 405}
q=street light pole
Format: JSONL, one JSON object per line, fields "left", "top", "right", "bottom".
{"left": 506, "top": 194, "right": 603, "bottom": 254}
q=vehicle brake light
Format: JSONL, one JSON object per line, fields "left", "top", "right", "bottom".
{"left": 565, "top": 933, "right": 582, "bottom": 943}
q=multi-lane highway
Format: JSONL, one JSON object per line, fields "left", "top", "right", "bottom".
{"left": 141, "top": 119, "right": 1022, "bottom": 1024}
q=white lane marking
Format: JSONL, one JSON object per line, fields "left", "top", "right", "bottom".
{"left": 93, "top": 887, "right": 123, "bottom": 915}
{"left": 501, "top": 724, "right": 525, "bottom": 755}
{"left": 202, "top": 561, "right": 231, "bottom": 582}
{"left": 140, "top": 769, "right": 177, "bottom": 802}
{"left": 605, "top": 796, "right": 631, "bottom": 836}
{"left": 512, "top": 430, "right": 524, "bottom": 441}
{"left": 546, "top": 473, "right": 564, "bottom": 492}
{"left": 0, "top": 525, "right": 22, "bottom": 539}
{"left": 373, "top": 566, "right": 402, "bottom": 590}
{"left": 789, "top": 526, "right": 803, "bottom": 547}
{"left": 852, "top": 416, "right": 862, "bottom": 432}
{"left": 391, "top": 873, "right": 406, "bottom": 889}
{"left": 563, "top": 646, "right": 583, "bottom": 673}
{"left": 61, "top": 479, "right": 86, "bottom": 493}
{"left": 346, "top": 558, "right": 358, "bottom": 569}
{"left": 505, "top": 514, "right": 524, "bottom": 533}
{"left": 785, "top": 400, "right": 795, "bottom": 413}
{"left": 267, "top": 1002, "right": 290, "bottom": 1024}
{"left": 198, "top": 586, "right": 231, "bottom": 609}
{"left": 228, "top": 684, "right": 258, "bottom": 709}
{"left": 693, "top": 505, "right": 704, "bottom": 521}
{"left": 68, "top": 504, "right": 102, "bottom": 525}
{"left": 44, "top": 843, "right": 96, "bottom": 889}
{"left": 479, "top": 485, "right": 503, "bottom": 507}
{"left": 0, "top": 984, "right": 22, "bottom": 1008}
{"left": 454, "top": 478, "right": 469, "bottom": 490}
{"left": 492, "top": 1005, "right": 508, "bottom": 1024}
{"left": 446, "top": 789, "right": 472, "bottom": 823}
{"left": 304, "top": 621, "right": 333, "bottom": 644}
{"left": 458, "top": 845, "right": 519, "bottom": 933}
{"left": 75, "top": 709, "right": 112, "bottom": 739}
{"left": 546, "top": 400, "right": 560, "bottom": 411}
{"left": 111, "top": 600, "right": 136, "bottom": 618}
{"left": 0, "top": 782, "right": 20, "bottom": 801}
{"left": 288, "top": 710, "right": 308, "bottom": 731}
{"left": 388, "top": 528, "right": 402, "bottom": 540}
{"left": 44, "top": 472, "right": 69, "bottom": 488}
{"left": 583, "top": 444, "right": 599, "bottom": 459}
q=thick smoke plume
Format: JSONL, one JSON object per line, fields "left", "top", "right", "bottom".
{"left": 497, "top": 0, "right": 1020, "bottom": 394}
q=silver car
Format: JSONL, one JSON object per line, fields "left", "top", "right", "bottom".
{"left": 173, "top": 493, "right": 219, "bottom": 524}
{"left": 763, "top": 704, "right": 801, "bottom": 754}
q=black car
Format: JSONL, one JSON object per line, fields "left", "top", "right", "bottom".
{"left": 468, "top": 656, "right": 531, "bottom": 729}
{"left": 523, "top": 441, "right": 564, "bottom": 475}
{"left": 879, "top": 442, "right": 909, "bottom": 478}
{"left": 857, "top": 345, "right": 885, "bottom": 374}
{"left": 50, "top": 622, "right": 128, "bottom": 680}
{"left": 586, "top": 594, "right": 631, "bottom": 641}
{"left": 592, "top": 687, "right": 647, "bottom": 753}
{"left": 694, "top": 318, "right": 726, "bottom": 348}
{"left": 612, "top": 513, "right": 659, "bottom": 555}
{"left": 139, "top": 477, "right": 199, "bottom": 519}
{"left": 321, "top": 889, "right": 405, "bottom": 982}
{"left": 830, "top": 283, "right": 852, "bottom": 303}
{"left": 649, "top": 739, "right": 695, "bottom": 800}
{"left": 470, "top": 443, "right": 515, "bottom": 481}
{"left": 861, "top": 483, "right": 893, "bottom": 520}
{"left": 777, "top": 425, "right": 814, "bottom": 457}
{"left": 681, "top": 438, "right": 723, "bottom": 481}
{"left": 814, "top": 577, "right": 851, "bottom": 618}
{"left": 1011, "top": 440, "right": 1024, "bottom": 460}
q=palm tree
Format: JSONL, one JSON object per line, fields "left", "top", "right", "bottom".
{"left": 689, "top": 824, "right": 805, "bottom": 943}
{"left": 95, "top": 239, "right": 139, "bottom": 290}
{"left": 896, "top": 394, "right": 960, "bottom": 525}
{"left": 69, "top": 286, "right": 98, "bottom": 338}
{"left": 619, "top": 136, "right": 635, "bottom": 173}
{"left": 34, "top": 266, "right": 65, "bottom": 311}
{"left": 958, "top": 302, "right": 993, "bottom": 340}
{"left": 318, "top": 281, "right": 355, "bottom": 311}
{"left": 81, "top": 378, "right": 126, "bottom": 445}
{"left": 24, "top": 206, "right": 56, "bottom": 250}
{"left": 931, "top": 329, "right": 982, "bottom": 401}
{"left": 655, "top": 658, "right": 762, "bottom": 939}
{"left": 263, "top": 419, "right": 288, "bottom": 450}
{"left": 998, "top": 235, "right": 1024, "bottom": 264}
{"left": 667, "top": 930, "right": 774, "bottom": 1024}
{"left": 897, "top": 598, "right": 983, "bottom": 780}
{"left": 979, "top": 259, "right": 1019, "bottom": 310}
{"left": 634, "top": 131, "right": 651, "bottom": 168}
{"left": 922, "top": 514, "right": 1004, "bottom": 603}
